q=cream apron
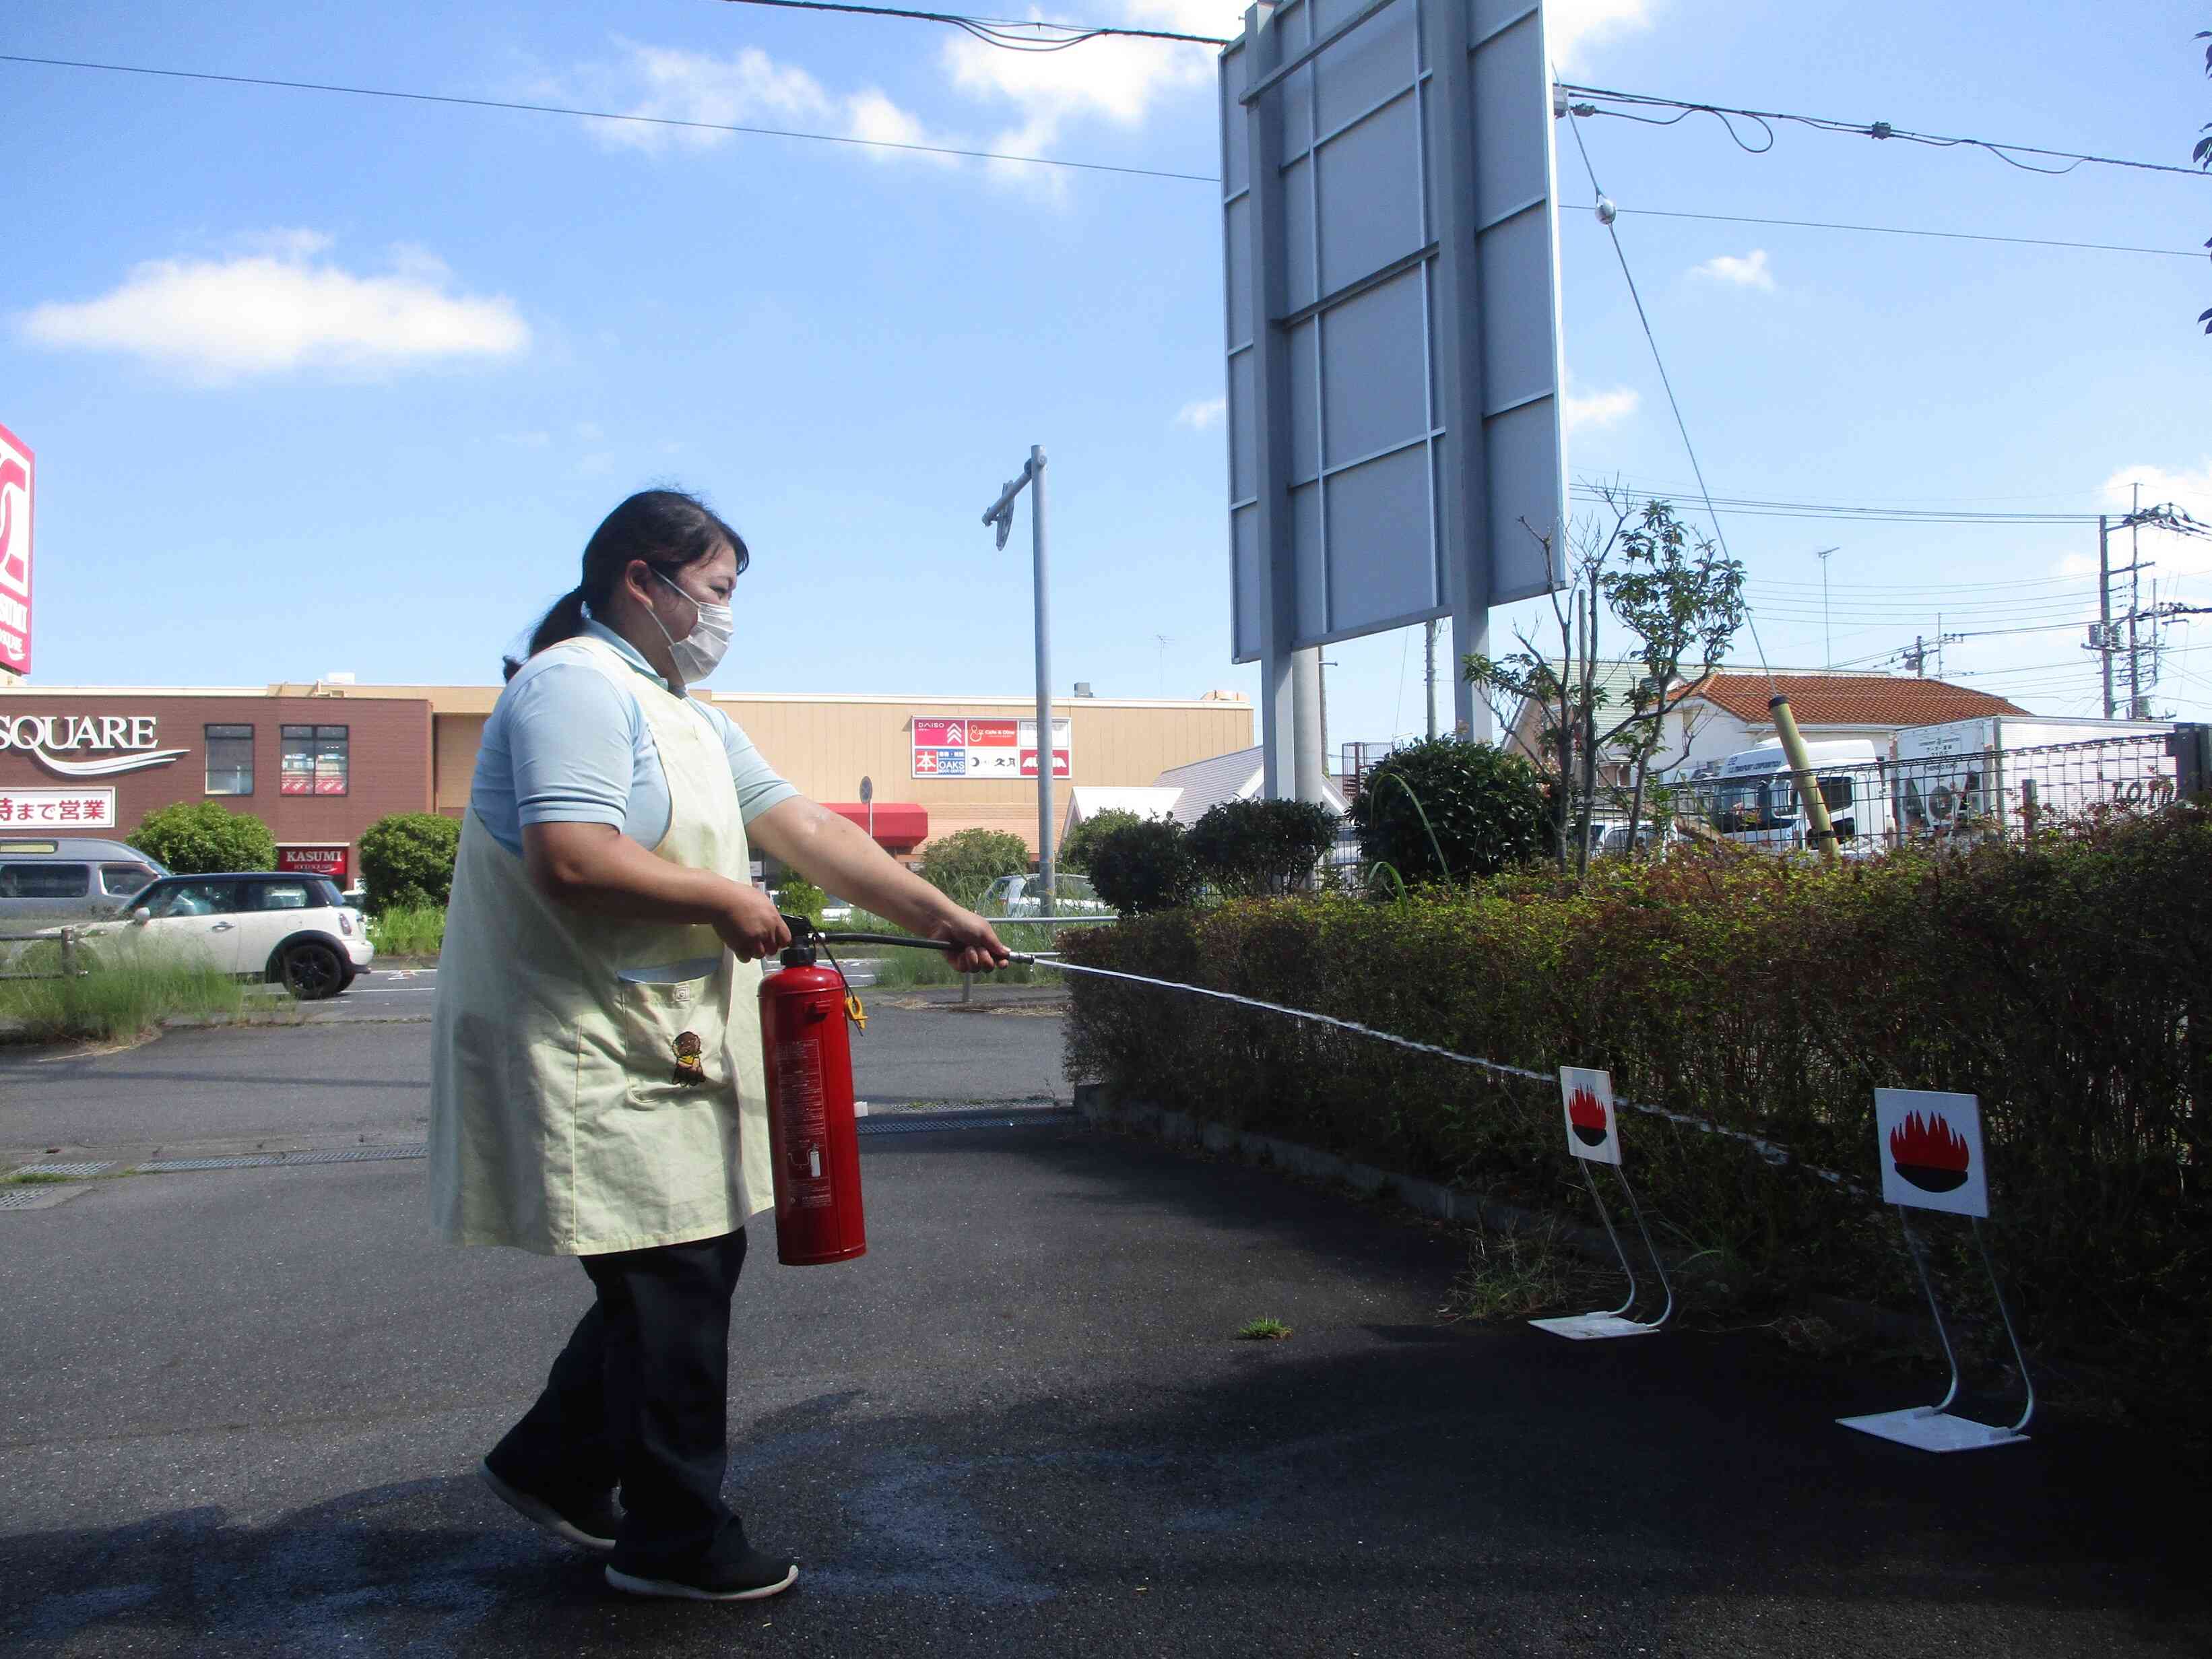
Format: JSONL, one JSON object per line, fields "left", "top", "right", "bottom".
{"left": 428, "top": 636, "right": 775, "bottom": 1255}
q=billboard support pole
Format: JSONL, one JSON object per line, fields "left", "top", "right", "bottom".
{"left": 1241, "top": 5, "right": 1301, "bottom": 798}
{"left": 1421, "top": 0, "right": 1492, "bottom": 740}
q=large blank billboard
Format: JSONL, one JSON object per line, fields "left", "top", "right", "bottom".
{"left": 1222, "top": 0, "right": 1565, "bottom": 665}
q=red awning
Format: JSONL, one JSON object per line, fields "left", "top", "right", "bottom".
{"left": 822, "top": 802, "right": 929, "bottom": 850}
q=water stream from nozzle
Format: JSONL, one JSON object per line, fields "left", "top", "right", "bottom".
{"left": 797, "top": 919, "right": 1865, "bottom": 1193}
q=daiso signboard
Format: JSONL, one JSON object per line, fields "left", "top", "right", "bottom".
{"left": 0, "top": 421, "right": 32, "bottom": 676}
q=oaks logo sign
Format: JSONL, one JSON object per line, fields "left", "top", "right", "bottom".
{"left": 0, "top": 713, "right": 188, "bottom": 779}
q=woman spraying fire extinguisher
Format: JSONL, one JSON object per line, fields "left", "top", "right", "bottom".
{"left": 429, "top": 490, "right": 1008, "bottom": 1603}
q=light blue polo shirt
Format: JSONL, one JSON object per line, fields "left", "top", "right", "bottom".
{"left": 470, "top": 618, "right": 798, "bottom": 857}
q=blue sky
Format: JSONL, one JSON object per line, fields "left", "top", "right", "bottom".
{"left": 5, "top": 0, "right": 2210, "bottom": 758}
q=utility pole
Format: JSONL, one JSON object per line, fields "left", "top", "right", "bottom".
{"left": 981, "top": 444, "right": 1058, "bottom": 914}
{"left": 1815, "top": 546, "right": 1840, "bottom": 668}
{"left": 1423, "top": 618, "right": 1438, "bottom": 739}
{"left": 2097, "top": 515, "right": 2114, "bottom": 718}
{"left": 2129, "top": 484, "right": 2144, "bottom": 719}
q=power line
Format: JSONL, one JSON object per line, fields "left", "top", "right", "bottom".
{"left": 1559, "top": 82, "right": 2212, "bottom": 180}
{"left": 1563, "top": 107, "right": 1780, "bottom": 692}
{"left": 720, "top": 0, "right": 1233, "bottom": 47}
{"left": 1567, "top": 481, "right": 2098, "bottom": 526}
{"left": 0, "top": 51, "right": 1218, "bottom": 183}
{"left": 1569, "top": 202, "right": 2203, "bottom": 262}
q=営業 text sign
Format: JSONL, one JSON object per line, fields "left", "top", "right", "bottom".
{"left": 1874, "top": 1088, "right": 1988, "bottom": 1218}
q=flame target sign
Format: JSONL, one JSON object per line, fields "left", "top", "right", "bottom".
{"left": 1873, "top": 1089, "right": 1988, "bottom": 1218}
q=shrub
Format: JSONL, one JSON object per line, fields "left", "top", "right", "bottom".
{"left": 1064, "top": 808, "right": 2212, "bottom": 1421}
{"left": 915, "top": 827, "right": 1031, "bottom": 911}
{"left": 1086, "top": 817, "right": 1203, "bottom": 915}
{"left": 1059, "top": 808, "right": 1143, "bottom": 875}
{"left": 358, "top": 813, "right": 461, "bottom": 913}
{"left": 1186, "top": 798, "right": 1338, "bottom": 898}
{"left": 1348, "top": 737, "right": 1546, "bottom": 883}
{"left": 126, "top": 802, "right": 275, "bottom": 874}
{"left": 777, "top": 873, "right": 827, "bottom": 927}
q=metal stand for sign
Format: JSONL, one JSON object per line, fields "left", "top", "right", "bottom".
{"left": 1530, "top": 1160, "right": 1675, "bottom": 1340}
{"left": 1838, "top": 1210, "right": 2035, "bottom": 1452}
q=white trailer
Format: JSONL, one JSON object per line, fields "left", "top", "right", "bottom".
{"left": 1889, "top": 716, "right": 2177, "bottom": 842}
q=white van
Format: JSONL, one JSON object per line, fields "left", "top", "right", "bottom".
{"left": 0, "top": 836, "right": 168, "bottom": 924}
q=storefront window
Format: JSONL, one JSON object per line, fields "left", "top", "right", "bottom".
{"left": 280, "top": 725, "right": 349, "bottom": 796}
{"left": 205, "top": 724, "right": 254, "bottom": 795}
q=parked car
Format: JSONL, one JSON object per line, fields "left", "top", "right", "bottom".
{"left": 0, "top": 836, "right": 168, "bottom": 923}
{"left": 41, "top": 870, "right": 373, "bottom": 999}
{"left": 978, "top": 872, "right": 1115, "bottom": 917}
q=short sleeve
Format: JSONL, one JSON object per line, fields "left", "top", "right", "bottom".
{"left": 703, "top": 706, "right": 800, "bottom": 825}
{"left": 506, "top": 659, "right": 641, "bottom": 830}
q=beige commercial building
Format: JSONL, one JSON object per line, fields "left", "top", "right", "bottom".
{"left": 1, "top": 678, "right": 1255, "bottom": 879}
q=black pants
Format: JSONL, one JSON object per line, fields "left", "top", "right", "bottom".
{"left": 488, "top": 1227, "right": 751, "bottom": 1574}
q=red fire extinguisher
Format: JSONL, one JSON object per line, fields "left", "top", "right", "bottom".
{"left": 758, "top": 932, "right": 868, "bottom": 1266}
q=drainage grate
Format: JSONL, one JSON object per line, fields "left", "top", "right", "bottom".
{"left": 133, "top": 1154, "right": 285, "bottom": 1172}
{"left": 858, "top": 1109, "right": 1074, "bottom": 1136}
{"left": 0, "top": 1189, "right": 69, "bottom": 1210}
{"left": 282, "top": 1146, "right": 426, "bottom": 1165}
{"left": 11, "top": 1161, "right": 114, "bottom": 1178}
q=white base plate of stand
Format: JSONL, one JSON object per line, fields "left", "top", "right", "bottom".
{"left": 1837, "top": 1406, "right": 2028, "bottom": 1453}
{"left": 1529, "top": 1312, "right": 1663, "bottom": 1341}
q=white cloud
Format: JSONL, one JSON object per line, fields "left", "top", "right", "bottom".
{"left": 1691, "top": 249, "right": 1776, "bottom": 291}
{"left": 942, "top": 13, "right": 1212, "bottom": 187}
{"left": 1174, "top": 395, "right": 1226, "bottom": 431}
{"left": 2100, "top": 460, "right": 2212, "bottom": 521}
{"left": 18, "top": 239, "right": 528, "bottom": 380}
{"left": 2095, "top": 461, "right": 2212, "bottom": 577}
{"left": 571, "top": 40, "right": 950, "bottom": 164}
{"left": 1563, "top": 383, "right": 1638, "bottom": 433}
{"left": 1547, "top": 0, "right": 1660, "bottom": 68}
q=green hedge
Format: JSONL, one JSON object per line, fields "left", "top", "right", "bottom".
{"left": 1064, "top": 808, "right": 2212, "bottom": 1409}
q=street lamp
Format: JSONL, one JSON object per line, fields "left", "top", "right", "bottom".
{"left": 981, "top": 445, "right": 1058, "bottom": 915}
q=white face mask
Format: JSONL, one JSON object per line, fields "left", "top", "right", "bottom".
{"left": 650, "top": 568, "right": 734, "bottom": 683}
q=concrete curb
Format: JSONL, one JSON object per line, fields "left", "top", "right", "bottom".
{"left": 1072, "top": 1082, "right": 1619, "bottom": 1260}
{"left": 1071, "top": 1083, "right": 1930, "bottom": 1347}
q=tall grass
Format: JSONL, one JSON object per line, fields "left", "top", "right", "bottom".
{"left": 0, "top": 943, "right": 259, "bottom": 1044}
{"left": 368, "top": 904, "right": 445, "bottom": 960}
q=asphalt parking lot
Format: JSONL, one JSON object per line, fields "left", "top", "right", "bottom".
{"left": 1, "top": 1000, "right": 2205, "bottom": 1658}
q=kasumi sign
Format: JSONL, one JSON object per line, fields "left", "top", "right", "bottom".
{"left": 0, "top": 713, "right": 188, "bottom": 779}
{"left": 0, "top": 421, "right": 32, "bottom": 675}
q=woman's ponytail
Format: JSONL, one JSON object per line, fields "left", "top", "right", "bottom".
{"left": 502, "top": 585, "right": 590, "bottom": 680}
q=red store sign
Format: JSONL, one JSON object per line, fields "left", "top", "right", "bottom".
{"left": 276, "top": 844, "right": 350, "bottom": 881}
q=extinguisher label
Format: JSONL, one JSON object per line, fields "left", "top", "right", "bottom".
{"left": 774, "top": 1037, "right": 836, "bottom": 1210}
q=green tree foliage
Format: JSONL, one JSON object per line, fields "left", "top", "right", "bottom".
{"left": 1058, "top": 808, "right": 1142, "bottom": 874}
{"left": 126, "top": 802, "right": 275, "bottom": 874}
{"left": 1086, "top": 817, "right": 1203, "bottom": 915}
{"left": 915, "top": 827, "right": 1032, "bottom": 911}
{"left": 1185, "top": 798, "right": 1339, "bottom": 898}
{"left": 1464, "top": 490, "right": 1743, "bottom": 872}
{"left": 358, "top": 812, "right": 461, "bottom": 913}
{"left": 1348, "top": 737, "right": 1546, "bottom": 884}
{"left": 777, "top": 872, "right": 827, "bottom": 927}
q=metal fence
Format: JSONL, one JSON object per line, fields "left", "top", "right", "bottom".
{"left": 1673, "top": 732, "right": 2196, "bottom": 857}
{"left": 1319, "top": 731, "right": 2207, "bottom": 869}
